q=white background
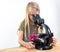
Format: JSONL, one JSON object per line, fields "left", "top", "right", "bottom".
{"left": 0, "top": 0, "right": 60, "bottom": 50}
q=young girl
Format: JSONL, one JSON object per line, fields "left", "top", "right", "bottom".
{"left": 18, "top": 2, "right": 56, "bottom": 49}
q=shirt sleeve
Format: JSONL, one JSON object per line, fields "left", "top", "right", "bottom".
{"left": 18, "top": 21, "right": 24, "bottom": 31}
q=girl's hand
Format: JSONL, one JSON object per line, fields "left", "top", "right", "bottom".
{"left": 52, "top": 37, "right": 57, "bottom": 46}
{"left": 24, "top": 41, "right": 35, "bottom": 49}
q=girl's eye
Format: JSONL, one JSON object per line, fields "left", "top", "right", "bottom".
{"left": 32, "top": 7, "right": 38, "bottom": 11}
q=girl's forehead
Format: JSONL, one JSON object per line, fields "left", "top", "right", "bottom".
{"left": 32, "top": 6, "right": 38, "bottom": 10}
{"left": 28, "top": 5, "right": 39, "bottom": 9}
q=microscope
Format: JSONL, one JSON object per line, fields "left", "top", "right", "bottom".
{"left": 28, "top": 14, "right": 53, "bottom": 50}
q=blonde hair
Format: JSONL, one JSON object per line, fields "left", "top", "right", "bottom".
{"left": 24, "top": 2, "right": 41, "bottom": 40}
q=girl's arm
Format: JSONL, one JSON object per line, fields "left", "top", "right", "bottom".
{"left": 17, "top": 31, "right": 26, "bottom": 46}
{"left": 17, "top": 31, "right": 35, "bottom": 49}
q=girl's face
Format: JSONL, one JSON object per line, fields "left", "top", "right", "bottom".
{"left": 28, "top": 6, "right": 40, "bottom": 23}
{"left": 28, "top": 6, "right": 39, "bottom": 15}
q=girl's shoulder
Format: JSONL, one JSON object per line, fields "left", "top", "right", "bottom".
{"left": 20, "top": 19, "right": 25, "bottom": 26}
{"left": 18, "top": 19, "right": 25, "bottom": 31}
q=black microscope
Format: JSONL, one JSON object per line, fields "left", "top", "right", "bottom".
{"left": 31, "top": 14, "right": 53, "bottom": 50}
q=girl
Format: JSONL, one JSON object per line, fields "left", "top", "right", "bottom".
{"left": 18, "top": 2, "right": 56, "bottom": 49}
